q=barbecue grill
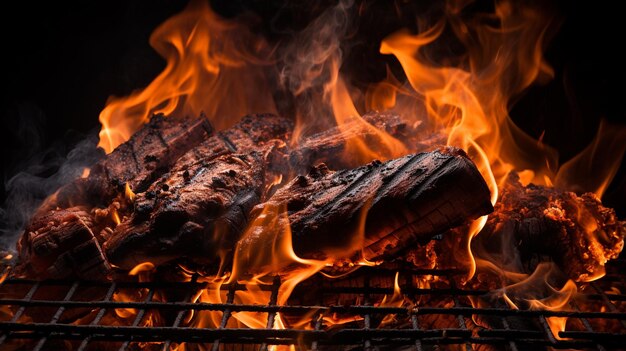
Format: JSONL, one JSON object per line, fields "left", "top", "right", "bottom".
{"left": 1, "top": 260, "right": 625, "bottom": 351}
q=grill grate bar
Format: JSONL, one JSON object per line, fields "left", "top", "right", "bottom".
{"left": 499, "top": 313, "right": 519, "bottom": 351}
{"left": 591, "top": 280, "right": 626, "bottom": 329}
{"left": 570, "top": 299, "right": 606, "bottom": 351}
{"left": 537, "top": 314, "right": 558, "bottom": 346}
{"left": 410, "top": 313, "right": 424, "bottom": 351}
{"left": 4, "top": 278, "right": 626, "bottom": 300}
{"left": 362, "top": 274, "right": 373, "bottom": 351}
{"left": 1, "top": 262, "right": 625, "bottom": 350}
{"left": 0, "top": 280, "right": 40, "bottom": 346}
{"left": 162, "top": 274, "right": 198, "bottom": 351}
{"left": 211, "top": 280, "right": 236, "bottom": 351}
{"left": 1, "top": 320, "right": 625, "bottom": 348}
{"left": 32, "top": 281, "right": 79, "bottom": 351}
{"left": 76, "top": 282, "right": 117, "bottom": 351}
{"left": 118, "top": 286, "right": 155, "bottom": 351}
{"left": 3, "top": 298, "right": 626, "bottom": 319}
{"left": 260, "top": 276, "right": 282, "bottom": 351}
{"left": 448, "top": 278, "right": 471, "bottom": 351}
{"left": 310, "top": 313, "right": 323, "bottom": 351}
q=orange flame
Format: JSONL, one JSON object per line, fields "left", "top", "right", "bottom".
{"left": 230, "top": 203, "right": 330, "bottom": 304}
{"left": 124, "top": 183, "right": 135, "bottom": 202}
{"left": 555, "top": 119, "right": 626, "bottom": 198}
{"left": 375, "top": 4, "right": 626, "bottom": 247}
{"left": 373, "top": 0, "right": 625, "bottom": 306}
{"left": 129, "top": 262, "right": 155, "bottom": 276}
{"left": 97, "top": 0, "right": 276, "bottom": 153}
{"left": 378, "top": 2, "right": 557, "bottom": 196}
{"left": 110, "top": 207, "right": 121, "bottom": 226}
{"left": 469, "top": 261, "right": 577, "bottom": 339}
{"left": 378, "top": 272, "right": 406, "bottom": 326}
{"left": 268, "top": 313, "right": 296, "bottom": 351}
{"left": 85, "top": 0, "right": 626, "bottom": 342}
{"left": 80, "top": 167, "right": 90, "bottom": 178}
{"left": 527, "top": 279, "right": 577, "bottom": 340}
{"left": 113, "top": 262, "right": 159, "bottom": 321}
{"left": 378, "top": 7, "right": 548, "bottom": 280}
{"left": 326, "top": 60, "right": 408, "bottom": 164}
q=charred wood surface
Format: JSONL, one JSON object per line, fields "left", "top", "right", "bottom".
{"left": 15, "top": 114, "right": 213, "bottom": 279}
{"left": 104, "top": 152, "right": 268, "bottom": 270}
{"left": 16, "top": 207, "right": 110, "bottom": 279}
{"left": 237, "top": 147, "right": 493, "bottom": 270}
{"left": 17, "top": 114, "right": 292, "bottom": 276}
{"left": 16, "top": 112, "right": 489, "bottom": 278}
{"left": 475, "top": 173, "right": 626, "bottom": 281}
{"left": 104, "top": 114, "right": 293, "bottom": 269}
{"left": 54, "top": 114, "right": 213, "bottom": 209}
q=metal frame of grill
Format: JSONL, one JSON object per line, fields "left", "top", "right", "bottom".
{"left": 1, "top": 261, "right": 626, "bottom": 351}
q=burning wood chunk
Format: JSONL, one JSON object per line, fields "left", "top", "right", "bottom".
{"left": 100, "top": 112, "right": 422, "bottom": 270}
{"left": 14, "top": 112, "right": 479, "bottom": 278}
{"left": 172, "top": 113, "right": 293, "bottom": 167}
{"left": 15, "top": 114, "right": 212, "bottom": 279}
{"left": 401, "top": 240, "right": 439, "bottom": 270}
{"left": 167, "top": 114, "right": 294, "bottom": 185}
{"left": 477, "top": 173, "right": 626, "bottom": 282}
{"left": 236, "top": 147, "right": 493, "bottom": 270}
{"left": 15, "top": 207, "right": 110, "bottom": 279}
{"left": 104, "top": 152, "right": 268, "bottom": 269}
{"left": 54, "top": 113, "right": 213, "bottom": 208}
{"left": 103, "top": 114, "right": 294, "bottom": 269}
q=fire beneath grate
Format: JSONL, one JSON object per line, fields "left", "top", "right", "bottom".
{"left": 1, "top": 261, "right": 626, "bottom": 351}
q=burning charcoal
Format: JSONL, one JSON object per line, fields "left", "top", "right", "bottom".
{"left": 476, "top": 173, "right": 626, "bottom": 282}
{"left": 15, "top": 207, "right": 110, "bottom": 279}
{"left": 236, "top": 147, "right": 493, "bottom": 271}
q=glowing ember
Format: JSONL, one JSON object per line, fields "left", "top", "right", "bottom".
{"left": 124, "top": 183, "right": 135, "bottom": 203}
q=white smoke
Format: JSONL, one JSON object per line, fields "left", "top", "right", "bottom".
{"left": 278, "top": 0, "right": 355, "bottom": 134}
{"left": 0, "top": 103, "right": 103, "bottom": 251}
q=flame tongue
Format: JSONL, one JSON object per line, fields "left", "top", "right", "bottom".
{"left": 98, "top": 0, "right": 276, "bottom": 153}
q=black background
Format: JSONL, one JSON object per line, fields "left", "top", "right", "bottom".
{"left": 1, "top": 0, "right": 625, "bottom": 217}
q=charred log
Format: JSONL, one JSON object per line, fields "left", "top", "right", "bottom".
{"left": 103, "top": 113, "right": 294, "bottom": 270}
{"left": 167, "top": 113, "right": 293, "bottom": 188}
{"left": 104, "top": 152, "right": 267, "bottom": 270}
{"left": 16, "top": 112, "right": 479, "bottom": 278}
{"left": 236, "top": 147, "right": 493, "bottom": 271}
{"left": 52, "top": 113, "right": 213, "bottom": 209}
{"left": 17, "top": 114, "right": 292, "bottom": 276}
{"left": 15, "top": 114, "right": 212, "bottom": 279}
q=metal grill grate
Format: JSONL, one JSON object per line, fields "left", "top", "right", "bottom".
{"left": 1, "top": 262, "right": 625, "bottom": 351}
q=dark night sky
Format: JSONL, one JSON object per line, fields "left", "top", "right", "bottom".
{"left": 1, "top": 0, "right": 625, "bottom": 220}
